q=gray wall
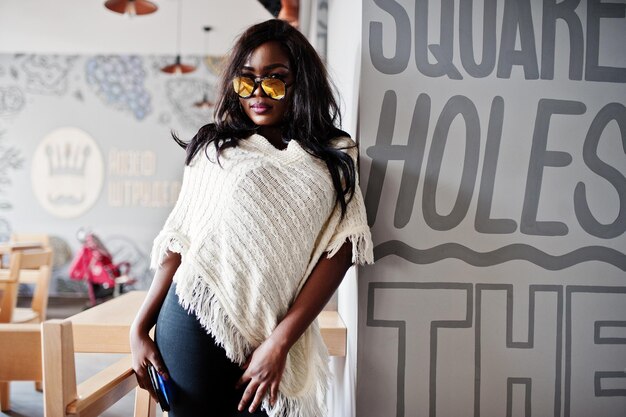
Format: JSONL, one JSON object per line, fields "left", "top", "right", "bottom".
{"left": 357, "top": 1, "right": 626, "bottom": 416}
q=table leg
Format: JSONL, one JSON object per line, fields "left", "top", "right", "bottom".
{"left": 134, "top": 386, "right": 157, "bottom": 417}
{"left": 0, "top": 381, "right": 10, "bottom": 412}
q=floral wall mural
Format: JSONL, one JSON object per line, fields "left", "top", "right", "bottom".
{"left": 0, "top": 52, "right": 221, "bottom": 294}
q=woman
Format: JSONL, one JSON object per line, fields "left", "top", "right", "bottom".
{"left": 130, "top": 19, "right": 374, "bottom": 417}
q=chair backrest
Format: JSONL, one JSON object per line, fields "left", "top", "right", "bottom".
{"left": 0, "top": 249, "right": 53, "bottom": 323}
{"left": 42, "top": 320, "right": 146, "bottom": 417}
{"left": 21, "top": 249, "right": 53, "bottom": 321}
{"left": 0, "top": 251, "right": 23, "bottom": 323}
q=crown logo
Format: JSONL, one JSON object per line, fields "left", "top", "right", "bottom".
{"left": 45, "top": 142, "right": 91, "bottom": 177}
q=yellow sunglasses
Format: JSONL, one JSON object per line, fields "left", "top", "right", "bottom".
{"left": 232, "top": 75, "right": 287, "bottom": 100}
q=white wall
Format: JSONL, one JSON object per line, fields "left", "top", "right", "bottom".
{"left": 325, "top": 0, "right": 362, "bottom": 416}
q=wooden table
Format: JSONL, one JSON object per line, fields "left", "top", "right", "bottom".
{"left": 68, "top": 291, "right": 347, "bottom": 356}
{"left": 69, "top": 291, "right": 146, "bottom": 353}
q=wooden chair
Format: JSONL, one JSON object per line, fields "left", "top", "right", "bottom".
{"left": 0, "top": 322, "right": 154, "bottom": 416}
{"left": 0, "top": 249, "right": 52, "bottom": 410}
{"left": 0, "top": 248, "right": 53, "bottom": 324}
{"left": 42, "top": 319, "right": 157, "bottom": 417}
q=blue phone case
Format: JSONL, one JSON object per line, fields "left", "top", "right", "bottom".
{"left": 147, "top": 364, "right": 172, "bottom": 412}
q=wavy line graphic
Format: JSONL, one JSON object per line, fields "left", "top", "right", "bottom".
{"left": 374, "top": 241, "right": 626, "bottom": 271}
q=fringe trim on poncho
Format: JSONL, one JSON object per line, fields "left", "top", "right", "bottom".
{"left": 150, "top": 231, "right": 333, "bottom": 417}
{"left": 325, "top": 226, "right": 375, "bottom": 265}
{"left": 149, "top": 231, "right": 190, "bottom": 271}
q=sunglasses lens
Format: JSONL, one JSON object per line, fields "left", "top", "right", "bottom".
{"left": 233, "top": 76, "right": 255, "bottom": 98}
{"left": 261, "top": 78, "right": 285, "bottom": 100}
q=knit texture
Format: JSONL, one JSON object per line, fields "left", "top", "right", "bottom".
{"left": 150, "top": 133, "right": 374, "bottom": 417}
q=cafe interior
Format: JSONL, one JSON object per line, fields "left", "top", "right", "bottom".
{"left": 0, "top": 0, "right": 356, "bottom": 416}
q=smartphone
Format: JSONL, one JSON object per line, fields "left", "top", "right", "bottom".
{"left": 147, "top": 363, "right": 172, "bottom": 412}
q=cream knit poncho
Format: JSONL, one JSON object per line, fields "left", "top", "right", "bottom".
{"left": 150, "top": 133, "right": 374, "bottom": 417}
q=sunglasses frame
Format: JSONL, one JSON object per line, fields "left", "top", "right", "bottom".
{"left": 233, "top": 75, "right": 289, "bottom": 101}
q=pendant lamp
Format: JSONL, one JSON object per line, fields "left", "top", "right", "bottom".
{"left": 202, "top": 26, "right": 226, "bottom": 76}
{"left": 161, "top": 55, "right": 196, "bottom": 74}
{"left": 194, "top": 26, "right": 214, "bottom": 108}
{"left": 193, "top": 92, "right": 213, "bottom": 109}
{"left": 104, "top": 0, "right": 158, "bottom": 16}
{"left": 161, "top": 0, "right": 196, "bottom": 74}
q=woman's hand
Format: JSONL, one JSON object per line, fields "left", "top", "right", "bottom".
{"left": 235, "top": 241, "right": 352, "bottom": 413}
{"left": 130, "top": 328, "right": 169, "bottom": 400}
{"left": 128, "top": 250, "right": 180, "bottom": 399}
{"left": 235, "top": 336, "right": 288, "bottom": 413}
